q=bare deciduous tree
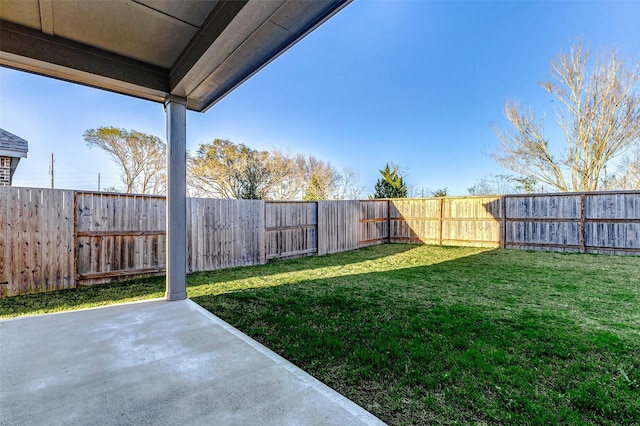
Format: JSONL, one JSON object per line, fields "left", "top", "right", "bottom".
{"left": 84, "top": 127, "right": 166, "bottom": 194}
{"left": 188, "top": 139, "right": 272, "bottom": 199}
{"left": 606, "top": 146, "right": 640, "bottom": 189}
{"left": 493, "top": 43, "right": 640, "bottom": 192}
{"left": 333, "top": 167, "right": 364, "bottom": 200}
{"left": 467, "top": 174, "right": 540, "bottom": 195}
{"left": 188, "top": 140, "right": 364, "bottom": 200}
{"left": 300, "top": 158, "right": 364, "bottom": 200}
{"left": 267, "top": 150, "right": 307, "bottom": 200}
{"left": 303, "top": 157, "right": 341, "bottom": 200}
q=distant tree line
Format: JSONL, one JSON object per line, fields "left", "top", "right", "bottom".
{"left": 187, "top": 139, "right": 363, "bottom": 200}
{"left": 84, "top": 129, "right": 363, "bottom": 200}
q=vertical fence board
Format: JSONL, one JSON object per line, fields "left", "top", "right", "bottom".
{"left": 185, "top": 198, "right": 192, "bottom": 272}
{"left": 47, "top": 189, "right": 73, "bottom": 291}
{"left": 583, "top": 192, "right": 640, "bottom": 254}
{"left": 387, "top": 197, "right": 501, "bottom": 247}
{"left": 441, "top": 197, "right": 501, "bottom": 247}
{"left": 390, "top": 199, "right": 441, "bottom": 244}
{"left": 0, "top": 188, "right": 7, "bottom": 295}
{"left": 318, "top": 200, "right": 359, "bottom": 255}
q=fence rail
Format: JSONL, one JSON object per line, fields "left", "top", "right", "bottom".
{"left": 504, "top": 192, "right": 640, "bottom": 254}
{"left": 1, "top": 187, "right": 639, "bottom": 297}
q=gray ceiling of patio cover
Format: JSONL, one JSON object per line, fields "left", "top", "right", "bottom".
{"left": 0, "top": 0, "right": 349, "bottom": 112}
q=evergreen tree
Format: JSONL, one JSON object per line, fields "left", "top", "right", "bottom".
{"left": 303, "top": 173, "right": 328, "bottom": 200}
{"left": 372, "top": 164, "right": 407, "bottom": 198}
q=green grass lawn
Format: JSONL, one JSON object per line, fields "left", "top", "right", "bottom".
{"left": 2, "top": 244, "right": 639, "bottom": 424}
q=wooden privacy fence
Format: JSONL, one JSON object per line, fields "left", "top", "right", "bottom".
{"left": 388, "top": 197, "right": 502, "bottom": 247}
{"left": 76, "top": 192, "right": 166, "bottom": 286}
{"left": 265, "top": 201, "right": 317, "bottom": 259}
{"left": 318, "top": 200, "right": 360, "bottom": 255}
{"left": 0, "top": 187, "right": 74, "bottom": 297}
{"left": 1, "top": 187, "right": 639, "bottom": 296}
{"left": 187, "top": 198, "right": 264, "bottom": 272}
{"left": 505, "top": 192, "right": 640, "bottom": 255}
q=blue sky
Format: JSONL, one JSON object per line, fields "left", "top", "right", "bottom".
{"left": 1, "top": 1, "right": 639, "bottom": 196}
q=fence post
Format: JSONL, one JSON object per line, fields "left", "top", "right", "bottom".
{"left": 263, "top": 201, "right": 268, "bottom": 263}
{"left": 386, "top": 199, "right": 391, "bottom": 243}
{"left": 0, "top": 188, "right": 6, "bottom": 292}
{"left": 500, "top": 195, "right": 507, "bottom": 249}
{"left": 73, "top": 191, "right": 78, "bottom": 285}
{"left": 316, "top": 201, "right": 321, "bottom": 254}
{"left": 579, "top": 193, "right": 586, "bottom": 253}
{"left": 438, "top": 198, "right": 444, "bottom": 246}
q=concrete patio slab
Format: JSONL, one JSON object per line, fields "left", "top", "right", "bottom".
{"left": 0, "top": 299, "right": 385, "bottom": 426}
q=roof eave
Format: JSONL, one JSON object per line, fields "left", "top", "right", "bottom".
{"left": 9, "top": 157, "right": 21, "bottom": 180}
{"left": 0, "top": 19, "right": 169, "bottom": 102}
{"left": 0, "top": 148, "right": 28, "bottom": 158}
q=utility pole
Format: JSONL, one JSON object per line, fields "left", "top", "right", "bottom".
{"left": 98, "top": 173, "right": 101, "bottom": 191}
{"left": 50, "top": 153, "right": 54, "bottom": 189}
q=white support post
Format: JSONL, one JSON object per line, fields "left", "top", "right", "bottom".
{"left": 165, "top": 95, "right": 188, "bottom": 301}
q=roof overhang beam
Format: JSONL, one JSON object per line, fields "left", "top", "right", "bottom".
{"left": 0, "top": 19, "right": 169, "bottom": 102}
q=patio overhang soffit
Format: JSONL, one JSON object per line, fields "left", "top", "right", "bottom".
{"left": 0, "top": 0, "right": 350, "bottom": 112}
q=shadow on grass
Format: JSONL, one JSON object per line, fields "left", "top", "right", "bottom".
{"left": 187, "top": 242, "right": 419, "bottom": 283}
{"left": 190, "top": 247, "right": 640, "bottom": 425}
{"left": 0, "top": 243, "right": 419, "bottom": 318}
{"left": 0, "top": 276, "right": 166, "bottom": 318}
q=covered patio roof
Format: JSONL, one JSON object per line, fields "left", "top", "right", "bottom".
{"left": 0, "top": 0, "right": 349, "bottom": 112}
{"left": 0, "top": 0, "right": 351, "bottom": 300}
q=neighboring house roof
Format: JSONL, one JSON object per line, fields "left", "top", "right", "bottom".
{"left": 0, "top": 128, "right": 29, "bottom": 158}
{"left": 0, "top": 128, "right": 29, "bottom": 182}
